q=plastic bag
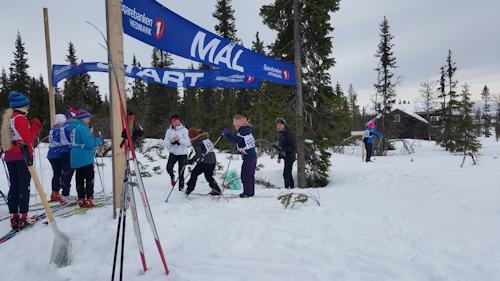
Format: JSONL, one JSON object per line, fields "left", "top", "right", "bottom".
{"left": 221, "top": 169, "right": 241, "bottom": 190}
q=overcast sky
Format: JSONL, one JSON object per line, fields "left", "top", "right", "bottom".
{"left": 1, "top": 0, "right": 499, "bottom": 109}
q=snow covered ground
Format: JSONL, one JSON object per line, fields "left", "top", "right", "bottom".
{"left": 0, "top": 138, "right": 499, "bottom": 281}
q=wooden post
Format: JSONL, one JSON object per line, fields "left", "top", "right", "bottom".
{"left": 105, "top": 0, "right": 126, "bottom": 218}
{"left": 43, "top": 8, "right": 56, "bottom": 127}
{"left": 293, "top": 0, "right": 306, "bottom": 188}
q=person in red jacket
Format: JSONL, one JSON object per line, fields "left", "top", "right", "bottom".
{"left": 0, "top": 91, "right": 41, "bottom": 230}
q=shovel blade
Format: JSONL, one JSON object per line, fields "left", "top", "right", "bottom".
{"left": 50, "top": 230, "right": 72, "bottom": 267}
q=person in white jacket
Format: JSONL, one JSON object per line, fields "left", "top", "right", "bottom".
{"left": 164, "top": 114, "right": 190, "bottom": 191}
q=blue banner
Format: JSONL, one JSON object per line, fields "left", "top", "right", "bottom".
{"left": 121, "top": 0, "right": 296, "bottom": 86}
{"left": 52, "top": 62, "right": 261, "bottom": 89}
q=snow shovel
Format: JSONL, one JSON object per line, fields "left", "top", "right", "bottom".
{"left": 21, "top": 145, "right": 72, "bottom": 267}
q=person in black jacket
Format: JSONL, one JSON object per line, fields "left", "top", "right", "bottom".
{"left": 275, "top": 117, "right": 296, "bottom": 189}
{"left": 185, "top": 127, "right": 221, "bottom": 196}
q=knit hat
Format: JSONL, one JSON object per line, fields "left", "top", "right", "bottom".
{"left": 64, "top": 108, "right": 78, "bottom": 118}
{"left": 367, "top": 120, "right": 376, "bottom": 128}
{"left": 76, "top": 110, "right": 91, "bottom": 119}
{"left": 54, "top": 114, "right": 67, "bottom": 125}
{"left": 188, "top": 127, "right": 200, "bottom": 139}
{"left": 8, "top": 91, "right": 30, "bottom": 109}
{"left": 276, "top": 117, "right": 286, "bottom": 125}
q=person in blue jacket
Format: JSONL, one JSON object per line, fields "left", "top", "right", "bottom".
{"left": 47, "top": 114, "right": 67, "bottom": 202}
{"left": 59, "top": 108, "right": 78, "bottom": 202}
{"left": 363, "top": 120, "right": 382, "bottom": 162}
{"left": 223, "top": 115, "right": 257, "bottom": 198}
{"left": 70, "top": 110, "right": 103, "bottom": 207}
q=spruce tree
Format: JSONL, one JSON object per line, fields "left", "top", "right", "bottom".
{"left": 494, "top": 94, "right": 500, "bottom": 141}
{"left": 0, "top": 68, "right": 9, "bottom": 109}
{"left": 418, "top": 80, "right": 437, "bottom": 140}
{"left": 179, "top": 64, "right": 201, "bottom": 128}
{"left": 441, "top": 50, "right": 460, "bottom": 151}
{"left": 249, "top": 32, "right": 268, "bottom": 140}
{"left": 145, "top": 48, "right": 179, "bottom": 138}
{"left": 347, "top": 84, "right": 362, "bottom": 130}
{"left": 62, "top": 42, "right": 102, "bottom": 112}
{"left": 27, "top": 76, "right": 50, "bottom": 134}
{"left": 8, "top": 31, "right": 30, "bottom": 94}
{"left": 128, "top": 56, "right": 148, "bottom": 124}
{"left": 455, "top": 84, "right": 481, "bottom": 166}
{"left": 213, "top": 0, "right": 240, "bottom": 135}
{"left": 373, "top": 16, "right": 398, "bottom": 155}
{"left": 480, "top": 85, "right": 491, "bottom": 137}
{"left": 261, "top": 0, "right": 343, "bottom": 187}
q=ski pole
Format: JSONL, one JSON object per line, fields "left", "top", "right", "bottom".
{"left": 94, "top": 144, "right": 107, "bottom": 205}
{"left": 128, "top": 172, "right": 147, "bottom": 272}
{"left": 111, "top": 161, "right": 129, "bottom": 281}
{"left": 165, "top": 135, "right": 224, "bottom": 202}
{"left": 221, "top": 151, "right": 235, "bottom": 193}
{"left": 164, "top": 163, "right": 187, "bottom": 203}
{"left": 87, "top": 20, "right": 170, "bottom": 275}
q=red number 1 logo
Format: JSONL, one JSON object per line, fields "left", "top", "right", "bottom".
{"left": 154, "top": 18, "right": 165, "bottom": 40}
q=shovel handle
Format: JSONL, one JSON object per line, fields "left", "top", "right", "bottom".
{"left": 20, "top": 145, "right": 56, "bottom": 223}
{"left": 28, "top": 166, "right": 56, "bottom": 223}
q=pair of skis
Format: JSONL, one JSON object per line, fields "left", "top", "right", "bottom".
{"left": 85, "top": 20, "right": 169, "bottom": 279}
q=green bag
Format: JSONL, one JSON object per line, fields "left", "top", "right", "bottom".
{"left": 221, "top": 169, "right": 241, "bottom": 190}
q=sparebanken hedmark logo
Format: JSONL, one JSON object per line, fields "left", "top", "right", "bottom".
{"left": 263, "top": 65, "right": 291, "bottom": 81}
{"left": 122, "top": 4, "right": 154, "bottom": 37}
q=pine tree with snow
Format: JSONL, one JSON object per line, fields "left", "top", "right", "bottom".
{"left": 373, "top": 16, "right": 398, "bottom": 155}
{"left": 454, "top": 84, "right": 481, "bottom": 166}
{"left": 480, "top": 85, "right": 492, "bottom": 137}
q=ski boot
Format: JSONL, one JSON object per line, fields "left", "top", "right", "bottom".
{"left": 17, "top": 213, "right": 34, "bottom": 229}
{"left": 78, "top": 199, "right": 87, "bottom": 208}
{"left": 10, "top": 213, "right": 19, "bottom": 230}
{"left": 50, "top": 191, "right": 62, "bottom": 202}
{"left": 84, "top": 198, "right": 95, "bottom": 208}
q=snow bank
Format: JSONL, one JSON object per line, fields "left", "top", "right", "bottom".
{"left": 0, "top": 138, "right": 499, "bottom": 280}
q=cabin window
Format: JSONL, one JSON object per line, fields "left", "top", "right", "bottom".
{"left": 394, "top": 114, "right": 401, "bottom": 123}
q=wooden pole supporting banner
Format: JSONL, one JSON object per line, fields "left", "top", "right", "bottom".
{"left": 105, "top": 0, "right": 127, "bottom": 218}
{"left": 43, "top": 8, "right": 56, "bottom": 127}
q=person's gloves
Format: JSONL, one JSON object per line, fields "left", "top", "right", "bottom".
{"left": 31, "top": 118, "right": 41, "bottom": 129}
{"left": 222, "top": 128, "right": 231, "bottom": 136}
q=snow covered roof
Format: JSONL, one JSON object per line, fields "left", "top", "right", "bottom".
{"left": 391, "top": 104, "right": 429, "bottom": 124}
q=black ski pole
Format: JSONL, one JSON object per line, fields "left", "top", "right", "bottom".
{"left": 111, "top": 160, "right": 130, "bottom": 280}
